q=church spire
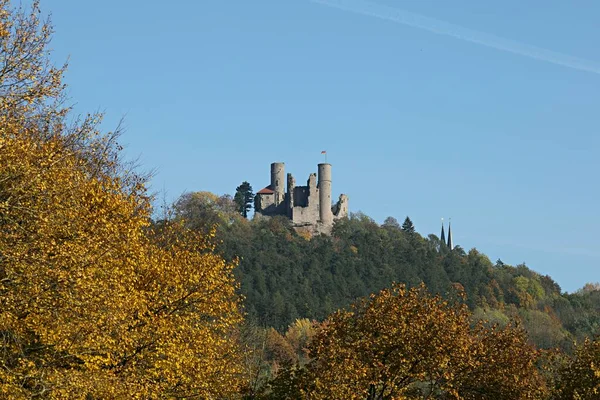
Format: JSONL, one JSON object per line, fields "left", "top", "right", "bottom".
{"left": 447, "top": 218, "right": 454, "bottom": 250}
{"left": 440, "top": 218, "right": 446, "bottom": 245}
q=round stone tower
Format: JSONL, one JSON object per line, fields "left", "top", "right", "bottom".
{"left": 270, "top": 162, "right": 285, "bottom": 206}
{"left": 318, "top": 163, "right": 333, "bottom": 225}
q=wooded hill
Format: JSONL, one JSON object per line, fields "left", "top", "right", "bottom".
{"left": 173, "top": 191, "right": 600, "bottom": 352}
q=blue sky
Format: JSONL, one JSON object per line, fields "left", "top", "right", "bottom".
{"left": 46, "top": 0, "right": 599, "bottom": 292}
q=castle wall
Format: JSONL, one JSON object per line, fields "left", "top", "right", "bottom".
{"left": 292, "top": 205, "right": 320, "bottom": 225}
{"left": 256, "top": 193, "right": 275, "bottom": 214}
{"left": 291, "top": 173, "right": 319, "bottom": 225}
{"left": 287, "top": 173, "right": 295, "bottom": 218}
{"left": 293, "top": 186, "right": 309, "bottom": 207}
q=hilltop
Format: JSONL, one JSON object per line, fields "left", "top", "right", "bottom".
{"left": 173, "top": 191, "right": 600, "bottom": 352}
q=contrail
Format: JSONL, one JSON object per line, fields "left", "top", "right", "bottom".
{"left": 311, "top": 0, "right": 600, "bottom": 75}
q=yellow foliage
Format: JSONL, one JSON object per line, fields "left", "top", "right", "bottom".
{"left": 0, "top": 110, "right": 241, "bottom": 399}
{"left": 0, "top": 2, "right": 245, "bottom": 396}
{"left": 0, "top": 0, "right": 65, "bottom": 114}
{"left": 0, "top": 111, "right": 245, "bottom": 399}
{"left": 285, "top": 318, "right": 318, "bottom": 355}
{"left": 303, "top": 284, "right": 548, "bottom": 399}
{"left": 555, "top": 337, "right": 600, "bottom": 399}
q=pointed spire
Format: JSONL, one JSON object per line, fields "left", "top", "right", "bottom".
{"left": 440, "top": 218, "right": 446, "bottom": 245}
{"left": 447, "top": 218, "right": 454, "bottom": 250}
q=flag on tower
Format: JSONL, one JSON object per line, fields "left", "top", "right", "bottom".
{"left": 321, "top": 150, "right": 327, "bottom": 154}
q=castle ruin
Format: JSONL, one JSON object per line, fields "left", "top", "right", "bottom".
{"left": 254, "top": 162, "right": 348, "bottom": 233}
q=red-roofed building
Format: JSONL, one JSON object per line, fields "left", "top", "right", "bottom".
{"left": 257, "top": 187, "right": 274, "bottom": 195}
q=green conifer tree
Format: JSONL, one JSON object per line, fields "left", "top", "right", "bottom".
{"left": 234, "top": 181, "right": 254, "bottom": 218}
{"left": 401, "top": 216, "right": 415, "bottom": 234}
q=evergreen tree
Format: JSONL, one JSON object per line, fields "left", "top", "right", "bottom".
{"left": 401, "top": 216, "right": 415, "bottom": 234}
{"left": 234, "top": 181, "right": 254, "bottom": 218}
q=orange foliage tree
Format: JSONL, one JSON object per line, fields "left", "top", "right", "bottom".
{"left": 0, "top": 1, "right": 244, "bottom": 398}
{"left": 554, "top": 336, "right": 600, "bottom": 399}
{"left": 300, "top": 284, "right": 547, "bottom": 399}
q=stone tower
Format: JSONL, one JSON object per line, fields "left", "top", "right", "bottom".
{"left": 318, "top": 163, "right": 333, "bottom": 225}
{"left": 270, "top": 162, "right": 285, "bottom": 207}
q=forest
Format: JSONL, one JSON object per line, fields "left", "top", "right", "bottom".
{"left": 1, "top": 1, "right": 599, "bottom": 398}
{"left": 174, "top": 190, "right": 600, "bottom": 353}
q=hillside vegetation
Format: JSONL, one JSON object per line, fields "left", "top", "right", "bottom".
{"left": 174, "top": 192, "right": 600, "bottom": 352}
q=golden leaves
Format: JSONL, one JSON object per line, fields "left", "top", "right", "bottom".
{"left": 0, "top": 0, "right": 65, "bottom": 114}
{"left": 555, "top": 337, "right": 600, "bottom": 399}
{"left": 0, "top": 77, "right": 244, "bottom": 400}
{"left": 303, "top": 283, "right": 547, "bottom": 399}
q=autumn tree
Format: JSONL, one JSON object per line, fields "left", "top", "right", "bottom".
{"left": 297, "top": 284, "right": 547, "bottom": 399}
{"left": 173, "top": 190, "right": 241, "bottom": 233}
{"left": 453, "top": 322, "right": 548, "bottom": 399}
{"left": 553, "top": 336, "right": 600, "bottom": 399}
{"left": 0, "top": 102, "right": 246, "bottom": 400}
{"left": 579, "top": 282, "right": 600, "bottom": 293}
{"left": 0, "top": 1, "right": 245, "bottom": 397}
{"left": 284, "top": 319, "right": 318, "bottom": 366}
{"left": 0, "top": 0, "right": 65, "bottom": 112}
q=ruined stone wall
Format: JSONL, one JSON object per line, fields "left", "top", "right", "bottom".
{"left": 293, "top": 187, "right": 309, "bottom": 207}
{"left": 333, "top": 194, "right": 349, "bottom": 219}
{"left": 286, "top": 173, "right": 295, "bottom": 219}
{"left": 291, "top": 173, "right": 319, "bottom": 225}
